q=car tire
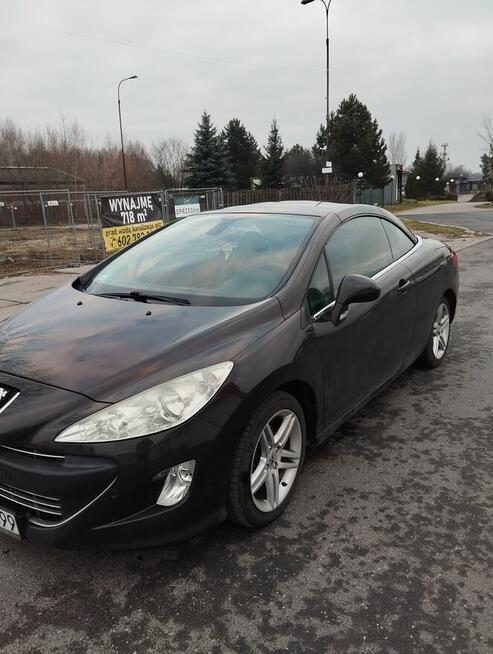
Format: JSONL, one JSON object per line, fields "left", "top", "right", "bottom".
{"left": 227, "top": 391, "right": 306, "bottom": 529}
{"left": 418, "top": 296, "right": 452, "bottom": 369}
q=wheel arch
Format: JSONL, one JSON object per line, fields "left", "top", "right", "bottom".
{"left": 444, "top": 288, "right": 457, "bottom": 321}
{"left": 217, "top": 367, "right": 322, "bottom": 455}
{"left": 277, "top": 380, "right": 318, "bottom": 446}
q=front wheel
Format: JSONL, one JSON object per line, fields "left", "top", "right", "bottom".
{"left": 227, "top": 391, "right": 306, "bottom": 528}
{"left": 418, "top": 297, "right": 452, "bottom": 368}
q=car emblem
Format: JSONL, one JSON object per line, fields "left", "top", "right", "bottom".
{"left": 0, "top": 385, "right": 20, "bottom": 415}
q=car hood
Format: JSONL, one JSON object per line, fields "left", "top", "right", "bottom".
{"left": 0, "top": 284, "right": 284, "bottom": 402}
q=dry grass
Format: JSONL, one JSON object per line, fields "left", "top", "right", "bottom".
{"left": 402, "top": 219, "right": 468, "bottom": 237}
{"left": 386, "top": 199, "right": 456, "bottom": 212}
{"left": 0, "top": 226, "right": 103, "bottom": 276}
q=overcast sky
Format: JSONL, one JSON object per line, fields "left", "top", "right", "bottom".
{"left": 1, "top": 0, "right": 491, "bottom": 171}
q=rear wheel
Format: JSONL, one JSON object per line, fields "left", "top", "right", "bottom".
{"left": 418, "top": 297, "right": 452, "bottom": 368}
{"left": 227, "top": 391, "right": 306, "bottom": 528}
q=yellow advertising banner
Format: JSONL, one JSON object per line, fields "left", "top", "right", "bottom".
{"left": 102, "top": 220, "right": 164, "bottom": 254}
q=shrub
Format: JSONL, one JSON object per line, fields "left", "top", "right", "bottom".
{"left": 428, "top": 192, "right": 457, "bottom": 201}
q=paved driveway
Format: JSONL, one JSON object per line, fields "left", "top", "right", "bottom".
{"left": 398, "top": 202, "right": 493, "bottom": 234}
{"left": 0, "top": 242, "right": 492, "bottom": 654}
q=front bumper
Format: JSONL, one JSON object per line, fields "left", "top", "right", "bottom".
{"left": 0, "top": 416, "right": 230, "bottom": 549}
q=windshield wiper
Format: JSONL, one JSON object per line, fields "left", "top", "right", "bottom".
{"left": 97, "top": 291, "right": 191, "bottom": 306}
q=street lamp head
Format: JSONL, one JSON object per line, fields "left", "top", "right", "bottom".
{"left": 450, "top": 178, "right": 455, "bottom": 183}
{"left": 301, "top": 0, "right": 315, "bottom": 4}
{"left": 119, "top": 75, "right": 138, "bottom": 86}
{"left": 435, "top": 177, "right": 440, "bottom": 182}
{"left": 358, "top": 172, "right": 364, "bottom": 178}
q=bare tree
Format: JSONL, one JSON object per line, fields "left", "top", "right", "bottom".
{"left": 387, "top": 132, "right": 407, "bottom": 166}
{"left": 0, "top": 118, "right": 26, "bottom": 165}
{"left": 0, "top": 116, "right": 160, "bottom": 191}
{"left": 151, "top": 137, "right": 189, "bottom": 188}
{"left": 479, "top": 116, "right": 493, "bottom": 149}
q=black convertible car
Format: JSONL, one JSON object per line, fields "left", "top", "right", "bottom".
{"left": 0, "top": 202, "right": 458, "bottom": 548}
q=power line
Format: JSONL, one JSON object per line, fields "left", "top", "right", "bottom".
{"left": 1, "top": 18, "right": 319, "bottom": 74}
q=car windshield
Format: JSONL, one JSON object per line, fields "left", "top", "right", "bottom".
{"left": 84, "top": 213, "right": 316, "bottom": 306}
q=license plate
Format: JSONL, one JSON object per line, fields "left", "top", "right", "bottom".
{"left": 0, "top": 507, "right": 21, "bottom": 538}
{"left": 0, "top": 383, "right": 20, "bottom": 415}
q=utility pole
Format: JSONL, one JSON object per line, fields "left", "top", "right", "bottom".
{"left": 441, "top": 143, "right": 449, "bottom": 169}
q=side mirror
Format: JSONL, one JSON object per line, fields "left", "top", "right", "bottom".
{"left": 330, "top": 274, "right": 381, "bottom": 326}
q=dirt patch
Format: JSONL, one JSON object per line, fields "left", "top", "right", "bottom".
{"left": 400, "top": 218, "right": 491, "bottom": 252}
{"left": 417, "top": 232, "right": 492, "bottom": 252}
{"left": 0, "top": 226, "right": 104, "bottom": 276}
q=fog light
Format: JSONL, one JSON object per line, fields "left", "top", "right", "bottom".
{"left": 156, "top": 460, "right": 196, "bottom": 507}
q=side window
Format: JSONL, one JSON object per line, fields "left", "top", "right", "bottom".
{"left": 325, "top": 216, "right": 393, "bottom": 293}
{"left": 306, "top": 254, "right": 332, "bottom": 316}
{"left": 381, "top": 219, "right": 415, "bottom": 261}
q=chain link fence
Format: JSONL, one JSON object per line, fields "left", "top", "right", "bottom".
{"left": 1, "top": 183, "right": 357, "bottom": 277}
{"left": 0, "top": 188, "right": 225, "bottom": 276}
{"left": 0, "top": 190, "right": 99, "bottom": 276}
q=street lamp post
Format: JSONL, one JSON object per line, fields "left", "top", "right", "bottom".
{"left": 118, "top": 75, "right": 138, "bottom": 191}
{"left": 356, "top": 171, "right": 364, "bottom": 203}
{"left": 301, "top": 0, "right": 332, "bottom": 177}
{"left": 10, "top": 205, "right": 18, "bottom": 229}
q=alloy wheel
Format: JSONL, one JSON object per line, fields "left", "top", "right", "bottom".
{"left": 432, "top": 302, "right": 451, "bottom": 360}
{"left": 250, "top": 409, "right": 302, "bottom": 513}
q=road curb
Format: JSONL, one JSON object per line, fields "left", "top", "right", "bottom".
{"left": 398, "top": 216, "right": 491, "bottom": 236}
{"left": 453, "top": 235, "right": 493, "bottom": 253}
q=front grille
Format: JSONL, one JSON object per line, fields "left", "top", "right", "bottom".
{"left": 0, "top": 482, "right": 62, "bottom": 518}
{"left": 0, "top": 445, "right": 65, "bottom": 462}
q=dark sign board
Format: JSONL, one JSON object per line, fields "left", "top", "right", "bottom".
{"left": 100, "top": 194, "right": 164, "bottom": 252}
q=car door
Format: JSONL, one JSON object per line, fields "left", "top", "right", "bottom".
{"left": 306, "top": 215, "right": 416, "bottom": 427}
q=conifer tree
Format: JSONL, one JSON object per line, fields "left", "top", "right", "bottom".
{"left": 406, "top": 144, "right": 445, "bottom": 198}
{"left": 312, "top": 124, "right": 327, "bottom": 160}
{"left": 313, "top": 95, "right": 390, "bottom": 187}
{"left": 222, "top": 118, "right": 260, "bottom": 190}
{"left": 260, "top": 118, "right": 285, "bottom": 189}
{"left": 186, "top": 111, "right": 234, "bottom": 189}
{"left": 481, "top": 152, "right": 493, "bottom": 186}
{"left": 285, "top": 144, "right": 318, "bottom": 183}
{"left": 406, "top": 149, "right": 422, "bottom": 199}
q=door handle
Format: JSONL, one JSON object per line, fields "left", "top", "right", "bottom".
{"left": 397, "top": 279, "right": 412, "bottom": 294}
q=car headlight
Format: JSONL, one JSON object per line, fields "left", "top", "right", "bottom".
{"left": 55, "top": 362, "right": 234, "bottom": 443}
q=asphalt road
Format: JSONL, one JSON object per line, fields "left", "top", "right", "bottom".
{"left": 1, "top": 240, "right": 492, "bottom": 653}
{"left": 400, "top": 204, "right": 493, "bottom": 234}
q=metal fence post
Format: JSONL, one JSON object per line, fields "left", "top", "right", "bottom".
{"left": 84, "top": 193, "right": 97, "bottom": 256}
{"left": 159, "top": 191, "right": 167, "bottom": 223}
{"left": 67, "top": 190, "right": 81, "bottom": 267}
{"left": 39, "top": 191, "right": 54, "bottom": 267}
{"left": 94, "top": 194, "right": 105, "bottom": 255}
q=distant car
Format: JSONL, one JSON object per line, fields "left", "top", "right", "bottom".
{"left": 0, "top": 202, "right": 459, "bottom": 548}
